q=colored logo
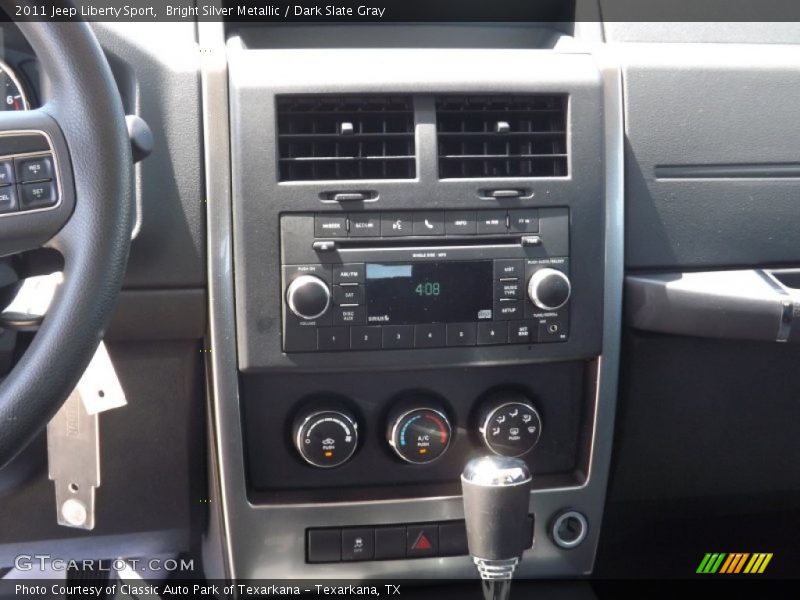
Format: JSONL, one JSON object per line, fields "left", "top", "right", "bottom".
{"left": 696, "top": 553, "right": 773, "bottom": 574}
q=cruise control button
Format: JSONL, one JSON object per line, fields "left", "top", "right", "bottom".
{"left": 333, "top": 264, "right": 365, "bottom": 284}
{"left": 445, "top": 211, "right": 477, "bottom": 235}
{"left": 318, "top": 327, "right": 349, "bottom": 351}
{"left": 0, "top": 160, "right": 14, "bottom": 186}
{"left": 333, "top": 306, "right": 365, "bottom": 326}
{"left": 314, "top": 214, "right": 347, "bottom": 238}
{"left": 333, "top": 284, "right": 364, "bottom": 306}
{"left": 477, "top": 211, "right": 507, "bottom": 234}
{"left": 15, "top": 155, "right": 53, "bottom": 183}
{"left": 381, "top": 213, "right": 413, "bottom": 237}
{"left": 494, "top": 259, "right": 524, "bottom": 280}
{"left": 382, "top": 325, "right": 414, "bottom": 349}
{"left": 477, "top": 322, "right": 508, "bottom": 345}
{"left": 0, "top": 185, "right": 18, "bottom": 213}
{"left": 446, "top": 323, "right": 476, "bottom": 346}
{"left": 348, "top": 213, "right": 380, "bottom": 237}
{"left": 508, "top": 209, "right": 539, "bottom": 233}
{"left": 19, "top": 180, "right": 57, "bottom": 210}
{"left": 412, "top": 211, "right": 445, "bottom": 236}
{"left": 414, "top": 324, "right": 445, "bottom": 348}
{"left": 350, "top": 326, "right": 382, "bottom": 350}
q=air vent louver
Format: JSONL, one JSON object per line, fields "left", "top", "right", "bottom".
{"left": 436, "top": 95, "right": 568, "bottom": 179}
{"left": 277, "top": 95, "right": 416, "bottom": 181}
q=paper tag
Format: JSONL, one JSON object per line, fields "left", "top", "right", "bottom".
{"left": 77, "top": 341, "right": 127, "bottom": 415}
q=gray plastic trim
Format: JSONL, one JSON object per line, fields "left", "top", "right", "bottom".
{"left": 625, "top": 270, "right": 795, "bottom": 343}
{"left": 205, "top": 36, "right": 625, "bottom": 581}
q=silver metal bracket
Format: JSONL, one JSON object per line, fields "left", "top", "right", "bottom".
{"left": 47, "top": 341, "right": 127, "bottom": 530}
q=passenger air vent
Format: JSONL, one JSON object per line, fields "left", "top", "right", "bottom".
{"left": 436, "top": 95, "right": 568, "bottom": 179}
{"left": 276, "top": 95, "right": 416, "bottom": 181}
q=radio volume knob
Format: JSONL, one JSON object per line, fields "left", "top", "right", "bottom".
{"left": 286, "top": 275, "right": 331, "bottom": 320}
{"left": 527, "top": 268, "right": 571, "bottom": 311}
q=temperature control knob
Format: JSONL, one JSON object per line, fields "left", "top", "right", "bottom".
{"left": 479, "top": 391, "right": 542, "bottom": 457}
{"left": 294, "top": 410, "right": 358, "bottom": 468}
{"left": 388, "top": 407, "right": 452, "bottom": 464}
{"left": 527, "top": 268, "right": 571, "bottom": 311}
{"left": 286, "top": 275, "right": 331, "bottom": 320}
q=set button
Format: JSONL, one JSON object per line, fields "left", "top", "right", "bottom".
{"left": 0, "top": 153, "right": 58, "bottom": 214}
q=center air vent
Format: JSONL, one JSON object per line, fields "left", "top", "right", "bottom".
{"left": 277, "top": 95, "right": 416, "bottom": 181}
{"left": 436, "top": 95, "right": 568, "bottom": 179}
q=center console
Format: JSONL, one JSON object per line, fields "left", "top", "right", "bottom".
{"left": 202, "top": 21, "right": 623, "bottom": 581}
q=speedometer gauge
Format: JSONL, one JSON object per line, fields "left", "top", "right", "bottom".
{"left": 0, "top": 61, "right": 29, "bottom": 111}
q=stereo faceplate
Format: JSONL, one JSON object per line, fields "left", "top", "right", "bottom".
{"left": 280, "top": 209, "right": 570, "bottom": 353}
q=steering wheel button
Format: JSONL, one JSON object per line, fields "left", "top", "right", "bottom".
{"left": 0, "top": 161, "right": 14, "bottom": 185}
{"left": 0, "top": 185, "right": 18, "bottom": 213}
{"left": 15, "top": 155, "right": 53, "bottom": 183}
{"left": 20, "top": 181, "right": 57, "bottom": 210}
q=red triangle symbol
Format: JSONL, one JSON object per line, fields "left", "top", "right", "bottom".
{"left": 412, "top": 532, "right": 432, "bottom": 551}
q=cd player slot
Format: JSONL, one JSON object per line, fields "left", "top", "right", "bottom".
{"left": 332, "top": 236, "right": 520, "bottom": 249}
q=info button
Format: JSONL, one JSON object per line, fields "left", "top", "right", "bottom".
{"left": 445, "top": 211, "right": 477, "bottom": 235}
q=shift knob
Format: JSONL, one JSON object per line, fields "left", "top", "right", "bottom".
{"left": 461, "top": 456, "right": 532, "bottom": 584}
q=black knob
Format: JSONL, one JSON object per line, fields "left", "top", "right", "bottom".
{"left": 479, "top": 391, "right": 542, "bottom": 457}
{"left": 294, "top": 410, "right": 358, "bottom": 468}
{"left": 527, "top": 268, "right": 571, "bottom": 311}
{"left": 461, "top": 456, "right": 532, "bottom": 568}
{"left": 286, "top": 275, "right": 331, "bottom": 320}
{"left": 388, "top": 407, "right": 452, "bottom": 464}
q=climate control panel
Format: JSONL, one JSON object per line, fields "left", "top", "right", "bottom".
{"left": 290, "top": 390, "right": 543, "bottom": 470}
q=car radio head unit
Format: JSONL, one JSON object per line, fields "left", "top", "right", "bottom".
{"left": 280, "top": 209, "right": 570, "bottom": 353}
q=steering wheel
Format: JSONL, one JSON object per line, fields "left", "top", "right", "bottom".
{"left": 0, "top": 8, "right": 133, "bottom": 467}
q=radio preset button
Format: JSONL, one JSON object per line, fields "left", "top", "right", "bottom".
{"left": 412, "top": 211, "right": 445, "bottom": 236}
{"left": 333, "top": 284, "right": 364, "bottom": 306}
{"left": 333, "top": 306, "right": 366, "bottom": 326}
{"left": 348, "top": 213, "right": 380, "bottom": 237}
{"left": 477, "top": 322, "right": 508, "bottom": 345}
{"left": 445, "top": 211, "right": 477, "bottom": 236}
{"left": 381, "top": 213, "right": 413, "bottom": 237}
{"left": 414, "top": 324, "right": 446, "bottom": 348}
{"left": 314, "top": 214, "right": 348, "bottom": 238}
{"left": 318, "top": 327, "right": 350, "bottom": 351}
{"left": 508, "top": 209, "right": 539, "bottom": 233}
{"left": 383, "top": 325, "right": 414, "bottom": 349}
{"left": 446, "top": 323, "right": 477, "bottom": 346}
{"left": 351, "top": 326, "right": 382, "bottom": 350}
{"left": 477, "top": 211, "right": 508, "bottom": 235}
{"left": 333, "top": 264, "right": 365, "bottom": 284}
{"left": 494, "top": 259, "right": 524, "bottom": 280}
{"left": 495, "top": 280, "right": 522, "bottom": 300}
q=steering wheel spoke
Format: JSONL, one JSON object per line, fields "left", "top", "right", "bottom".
{"left": 0, "top": 107, "right": 74, "bottom": 258}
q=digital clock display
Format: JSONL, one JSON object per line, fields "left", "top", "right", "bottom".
{"left": 365, "top": 261, "right": 493, "bottom": 324}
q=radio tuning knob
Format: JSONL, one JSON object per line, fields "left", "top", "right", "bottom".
{"left": 527, "top": 268, "right": 571, "bottom": 311}
{"left": 286, "top": 275, "right": 331, "bottom": 320}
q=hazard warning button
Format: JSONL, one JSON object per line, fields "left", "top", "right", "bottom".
{"left": 406, "top": 524, "right": 438, "bottom": 558}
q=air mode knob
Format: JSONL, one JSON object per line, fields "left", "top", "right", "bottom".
{"left": 527, "top": 268, "right": 571, "bottom": 311}
{"left": 286, "top": 275, "right": 331, "bottom": 320}
{"left": 478, "top": 390, "right": 542, "bottom": 457}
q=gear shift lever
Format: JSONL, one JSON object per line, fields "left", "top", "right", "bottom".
{"left": 461, "top": 456, "right": 533, "bottom": 600}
